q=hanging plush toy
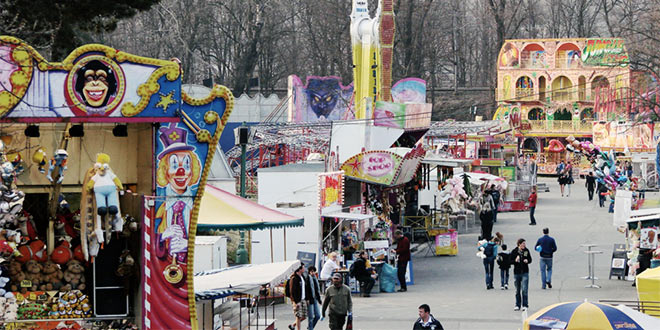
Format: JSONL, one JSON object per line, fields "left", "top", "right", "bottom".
{"left": 86, "top": 153, "right": 124, "bottom": 241}
{"left": 0, "top": 162, "right": 15, "bottom": 187}
{"left": 46, "top": 149, "right": 68, "bottom": 183}
{"left": 31, "top": 148, "right": 48, "bottom": 174}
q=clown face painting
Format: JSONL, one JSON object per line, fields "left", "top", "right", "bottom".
{"left": 155, "top": 124, "right": 201, "bottom": 266}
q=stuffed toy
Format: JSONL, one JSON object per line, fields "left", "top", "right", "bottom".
{"left": 32, "top": 147, "right": 48, "bottom": 174}
{"left": 116, "top": 249, "right": 135, "bottom": 278}
{"left": 41, "top": 260, "right": 64, "bottom": 291}
{"left": 0, "top": 265, "right": 13, "bottom": 298}
{"left": 17, "top": 211, "right": 37, "bottom": 241}
{"left": 62, "top": 259, "right": 86, "bottom": 291}
{"left": 16, "top": 240, "right": 47, "bottom": 264}
{"left": 476, "top": 239, "right": 488, "bottom": 259}
{"left": 46, "top": 149, "right": 68, "bottom": 183}
{"left": 51, "top": 241, "right": 73, "bottom": 265}
{"left": 0, "top": 297, "right": 18, "bottom": 321}
{"left": 24, "top": 259, "right": 43, "bottom": 291}
{"left": 0, "top": 161, "right": 15, "bottom": 188}
{"left": 6, "top": 151, "right": 25, "bottom": 177}
{"left": 7, "top": 260, "right": 25, "bottom": 292}
{"left": 87, "top": 153, "right": 124, "bottom": 240}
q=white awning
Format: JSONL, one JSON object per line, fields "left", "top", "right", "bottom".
{"left": 194, "top": 260, "right": 301, "bottom": 301}
{"left": 321, "top": 212, "right": 375, "bottom": 221}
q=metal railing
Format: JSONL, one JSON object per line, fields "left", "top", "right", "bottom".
{"left": 526, "top": 120, "right": 593, "bottom": 133}
{"left": 599, "top": 300, "right": 660, "bottom": 316}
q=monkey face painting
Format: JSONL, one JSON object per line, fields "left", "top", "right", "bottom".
{"left": 75, "top": 60, "right": 117, "bottom": 107}
{"left": 66, "top": 55, "right": 125, "bottom": 116}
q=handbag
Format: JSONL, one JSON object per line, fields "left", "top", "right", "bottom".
{"left": 345, "top": 314, "right": 353, "bottom": 330}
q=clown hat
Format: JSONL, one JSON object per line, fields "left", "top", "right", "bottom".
{"left": 157, "top": 123, "right": 194, "bottom": 159}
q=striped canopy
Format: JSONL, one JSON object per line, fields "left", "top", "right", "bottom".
{"left": 197, "top": 185, "right": 304, "bottom": 231}
{"left": 524, "top": 301, "right": 645, "bottom": 330}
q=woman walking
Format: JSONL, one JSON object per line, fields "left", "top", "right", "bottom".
{"left": 565, "top": 161, "right": 574, "bottom": 197}
{"left": 556, "top": 161, "right": 566, "bottom": 196}
{"left": 479, "top": 192, "right": 495, "bottom": 241}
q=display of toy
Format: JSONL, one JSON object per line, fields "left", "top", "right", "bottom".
{"left": 17, "top": 211, "right": 37, "bottom": 241}
{"left": 45, "top": 290, "right": 92, "bottom": 319}
{"left": 46, "top": 149, "right": 69, "bottom": 183}
{"left": 0, "top": 265, "right": 13, "bottom": 299}
{"left": 31, "top": 147, "right": 48, "bottom": 174}
{"left": 0, "top": 297, "right": 18, "bottom": 321}
{"left": 86, "top": 153, "right": 124, "bottom": 243}
{"left": 62, "top": 259, "right": 86, "bottom": 291}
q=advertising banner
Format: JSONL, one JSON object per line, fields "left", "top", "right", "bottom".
{"left": 581, "top": 38, "right": 629, "bottom": 67}
{"left": 318, "top": 171, "right": 344, "bottom": 211}
{"left": 592, "top": 122, "right": 653, "bottom": 149}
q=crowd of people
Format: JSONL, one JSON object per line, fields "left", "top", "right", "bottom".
{"left": 286, "top": 229, "right": 415, "bottom": 329}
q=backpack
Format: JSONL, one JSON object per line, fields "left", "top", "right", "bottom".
{"left": 484, "top": 243, "right": 495, "bottom": 258}
{"left": 284, "top": 278, "right": 291, "bottom": 299}
{"left": 348, "top": 261, "right": 356, "bottom": 278}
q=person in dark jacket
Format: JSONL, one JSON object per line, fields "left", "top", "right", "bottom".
{"left": 478, "top": 238, "right": 499, "bottom": 290}
{"left": 585, "top": 172, "right": 596, "bottom": 201}
{"left": 511, "top": 238, "right": 532, "bottom": 311}
{"left": 479, "top": 193, "right": 495, "bottom": 240}
{"left": 497, "top": 244, "right": 511, "bottom": 290}
{"left": 353, "top": 251, "right": 376, "bottom": 297}
{"left": 394, "top": 230, "right": 410, "bottom": 292}
{"left": 413, "top": 304, "right": 444, "bottom": 330}
{"left": 535, "top": 228, "right": 557, "bottom": 289}
{"left": 598, "top": 182, "right": 608, "bottom": 207}
{"left": 288, "top": 264, "right": 311, "bottom": 330}
{"left": 305, "top": 266, "right": 322, "bottom": 329}
{"left": 488, "top": 185, "right": 501, "bottom": 223}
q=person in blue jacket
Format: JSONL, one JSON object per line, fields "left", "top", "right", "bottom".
{"left": 479, "top": 237, "right": 500, "bottom": 290}
{"left": 535, "top": 228, "right": 557, "bottom": 289}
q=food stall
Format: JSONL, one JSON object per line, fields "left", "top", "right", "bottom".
{"left": 0, "top": 36, "right": 233, "bottom": 329}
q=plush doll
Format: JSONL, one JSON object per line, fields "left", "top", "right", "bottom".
{"left": 0, "top": 162, "right": 15, "bottom": 187}
{"left": 24, "top": 259, "right": 43, "bottom": 291}
{"left": 32, "top": 148, "right": 48, "bottom": 174}
{"left": 62, "top": 260, "right": 86, "bottom": 291}
{"left": 116, "top": 250, "right": 135, "bottom": 278}
{"left": 7, "top": 260, "right": 25, "bottom": 292}
{"left": 41, "top": 260, "right": 64, "bottom": 291}
{"left": 87, "top": 153, "right": 124, "bottom": 239}
{"left": 476, "top": 239, "right": 488, "bottom": 259}
{"left": 46, "top": 149, "right": 68, "bottom": 183}
{"left": 17, "top": 211, "right": 37, "bottom": 241}
{"left": 51, "top": 241, "right": 73, "bottom": 265}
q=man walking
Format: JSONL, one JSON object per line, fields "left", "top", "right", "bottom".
{"left": 535, "top": 228, "right": 557, "bottom": 289}
{"left": 528, "top": 186, "right": 537, "bottom": 226}
{"left": 511, "top": 238, "right": 532, "bottom": 311}
{"left": 322, "top": 273, "right": 352, "bottom": 330}
{"left": 585, "top": 172, "right": 596, "bottom": 201}
{"left": 288, "top": 264, "right": 310, "bottom": 330}
{"left": 305, "top": 266, "right": 322, "bottom": 329}
{"left": 413, "top": 304, "right": 444, "bottom": 330}
{"left": 393, "top": 230, "right": 411, "bottom": 292}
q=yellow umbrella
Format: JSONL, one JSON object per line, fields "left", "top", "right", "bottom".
{"left": 523, "top": 301, "right": 644, "bottom": 330}
{"left": 636, "top": 266, "right": 660, "bottom": 316}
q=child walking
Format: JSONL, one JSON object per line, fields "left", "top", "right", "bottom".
{"left": 497, "top": 244, "right": 511, "bottom": 290}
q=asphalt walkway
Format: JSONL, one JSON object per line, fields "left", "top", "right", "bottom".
{"left": 275, "top": 177, "right": 643, "bottom": 329}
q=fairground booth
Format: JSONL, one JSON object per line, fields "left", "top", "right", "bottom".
{"left": 0, "top": 36, "right": 233, "bottom": 329}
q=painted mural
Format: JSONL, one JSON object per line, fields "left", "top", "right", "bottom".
{"left": 391, "top": 78, "right": 426, "bottom": 104}
{"left": 289, "top": 75, "right": 354, "bottom": 122}
{"left": 0, "top": 36, "right": 234, "bottom": 329}
{"left": 499, "top": 42, "right": 520, "bottom": 67}
{"left": 581, "top": 38, "right": 629, "bottom": 67}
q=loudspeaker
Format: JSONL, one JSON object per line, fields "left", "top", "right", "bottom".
{"left": 235, "top": 126, "right": 250, "bottom": 145}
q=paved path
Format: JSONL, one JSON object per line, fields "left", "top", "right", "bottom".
{"left": 274, "top": 177, "right": 642, "bottom": 329}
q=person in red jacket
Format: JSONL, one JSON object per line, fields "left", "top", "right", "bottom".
{"left": 394, "top": 230, "right": 411, "bottom": 292}
{"left": 528, "top": 186, "right": 537, "bottom": 225}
